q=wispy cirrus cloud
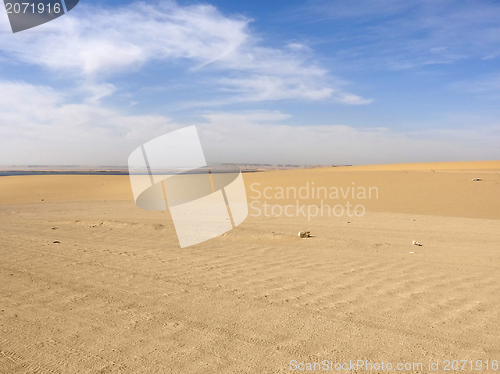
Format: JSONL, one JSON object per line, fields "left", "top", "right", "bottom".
{"left": 450, "top": 73, "right": 500, "bottom": 98}
{"left": 0, "top": 2, "right": 249, "bottom": 76}
{"left": 0, "top": 1, "right": 370, "bottom": 105}
{"left": 218, "top": 76, "right": 354, "bottom": 103}
{"left": 293, "top": 0, "right": 500, "bottom": 70}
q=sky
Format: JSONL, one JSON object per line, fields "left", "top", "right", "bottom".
{"left": 0, "top": 0, "right": 499, "bottom": 166}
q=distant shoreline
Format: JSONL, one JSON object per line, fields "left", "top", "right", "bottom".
{"left": 0, "top": 171, "right": 131, "bottom": 177}
{"left": 1, "top": 161, "right": 498, "bottom": 176}
{"left": 0, "top": 164, "right": 347, "bottom": 177}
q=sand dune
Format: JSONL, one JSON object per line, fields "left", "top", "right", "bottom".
{"left": 244, "top": 162, "right": 500, "bottom": 220}
{"left": 0, "top": 161, "right": 499, "bottom": 373}
{"left": 324, "top": 160, "right": 500, "bottom": 171}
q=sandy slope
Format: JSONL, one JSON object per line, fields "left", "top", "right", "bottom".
{"left": 0, "top": 161, "right": 499, "bottom": 373}
{"left": 324, "top": 160, "right": 500, "bottom": 171}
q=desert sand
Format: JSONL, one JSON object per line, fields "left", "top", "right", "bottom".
{"left": 0, "top": 161, "right": 499, "bottom": 373}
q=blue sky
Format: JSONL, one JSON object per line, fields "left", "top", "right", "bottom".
{"left": 0, "top": 0, "right": 499, "bottom": 166}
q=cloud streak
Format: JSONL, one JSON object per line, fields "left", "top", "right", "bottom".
{"left": 0, "top": 1, "right": 369, "bottom": 105}
{"left": 295, "top": 0, "right": 500, "bottom": 70}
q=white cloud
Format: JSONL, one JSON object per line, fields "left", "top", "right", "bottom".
{"left": 218, "top": 76, "right": 334, "bottom": 102}
{"left": 1, "top": 81, "right": 496, "bottom": 166}
{"left": 0, "top": 81, "right": 179, "bottom": 165}
{"left": 0, "top": 1, "right": 369, "bottom": 105}
{"left": 0, "top": 2, "right": 248, "bottom": 75}
{"left": 287, "top": 43, "right": 310, "bottom": 52}
{"left": 82, "top": 82, "right": 117, "bottom": 103}
{"left": 197, "top": 111, "right": 500, "bottom": 165}
{"left": 217, "top": 75, "right": 373, "bottom": 104}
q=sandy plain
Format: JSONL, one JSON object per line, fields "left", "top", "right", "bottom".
{"left": 0, "top": 161, "right": 499, "bottom": 373}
